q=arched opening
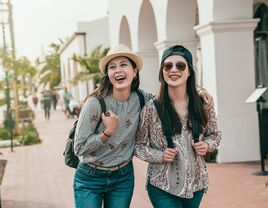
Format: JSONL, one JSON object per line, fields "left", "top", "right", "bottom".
{"left": 138, "top": 0, "right": 159, "bottom": 93}
{"left": 119, "top": 16, "right": 132, "bottom": 49}
{"left": 166, "top": 0, "right": 197, "bottom": 40}
{"left": 166, "top": 0, "right": 201, "bottom": 84}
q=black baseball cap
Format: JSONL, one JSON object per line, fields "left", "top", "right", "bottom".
{"left": 161, "top": 45, "right": 192, "bottom": 65}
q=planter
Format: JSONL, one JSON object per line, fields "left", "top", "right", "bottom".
{"left": 0, "top": 159, "right": 7, "bottom": 208}
{"left": 0, "top": 160, "right": 7, "bottom": 186}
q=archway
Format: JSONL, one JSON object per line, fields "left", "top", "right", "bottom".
{"left": 166, "top": 0, "right": 197, "bottom": 40}
{"left": 166, "top": 0, "right": 201, "bottom": 84}
{"left": 119, "top": 16, "right": 132, "bottom": 49}
{"left": 137, "top": 0, "right": 159, "bottom": 93}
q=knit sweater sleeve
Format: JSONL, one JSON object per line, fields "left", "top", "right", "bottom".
{"left": 74, "top": 97, "right": 105, "bottom": 156}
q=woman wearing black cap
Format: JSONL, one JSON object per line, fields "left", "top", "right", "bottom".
{"left": 135, "top": 45, "right": 222, "bottom": 208}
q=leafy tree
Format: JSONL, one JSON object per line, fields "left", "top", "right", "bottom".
{"left": 72, "top": 45, "right": 109, "bottom": 88}
{"left": 38, "top": 40, "right": 63, "bottom": 89}
{"left": 13, "top": 57, "right": 38, "bottom": 96}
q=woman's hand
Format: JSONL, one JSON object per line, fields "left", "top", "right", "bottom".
{"left": 102, "top": 110, "right": 119, "bottom": 136}
{"left": 162, "top": 148, "right": 178, "bottom": 163}
{"left": 198, "top": 88, "right": 214, "bottom": 110}
{"left": 192, "top": 140, "right": 209, "bottom": 156}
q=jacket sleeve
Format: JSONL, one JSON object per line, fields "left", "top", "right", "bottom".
{"left": 140, "top": 89, "right": 155, "bottom": 103}
{"left": 134, "top": 103, "right": 164, "bottom": 163}
{"left": 203, "top": 106, "right": 222, "bottom": 152}
{"left": 74, "top": 97, "right": 105, "bottom": 156}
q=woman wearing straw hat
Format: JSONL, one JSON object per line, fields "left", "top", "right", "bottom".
{"left": 73, "top": 44, "right": 213, "bottom": 208}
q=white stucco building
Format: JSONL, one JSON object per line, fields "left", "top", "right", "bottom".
{"left": 59, "top": 17, "right": 109, "bottom": 101}
{"left": 107, "top": 0, "right": 268, "bottom": 163}
{"left": 60, "top": 0, "right": 268, "bottom": 163}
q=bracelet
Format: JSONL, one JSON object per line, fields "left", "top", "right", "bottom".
{"left": 103, "top": 130, "right": 111, "bottom": 137}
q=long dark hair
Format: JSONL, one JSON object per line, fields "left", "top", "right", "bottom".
{"left": 90, "top": 56, "right": 140, "bottom": 99}
{"left": 157, "top": 59, "right": 208, "bottom": 136}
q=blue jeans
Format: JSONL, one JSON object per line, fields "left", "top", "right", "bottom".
{"left": 147, "top": 182, "right": 204, "bottom": 208}
{"left": 73, "top": 161, "right": 134, "bottom": 208}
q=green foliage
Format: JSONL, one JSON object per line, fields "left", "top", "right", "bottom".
{"left": 38, "top": 40, "right": 63, "bottom": 89}
{"left": 0, "top": 48, "right": 39, "bottom": 101}
{"left": 0, "top": 98, "right": 6, "bottom": 106}
{"left": 16, "top": 124, "right": 41, "bottom": 145}
{"left": 0, "top": 128, "right": 9, "bottom": 140}
{"left": 72, "top": 45, "right": 109, "bottom": 87}
{"left": 0, "top": 79, "right": 4, "bottom": 91}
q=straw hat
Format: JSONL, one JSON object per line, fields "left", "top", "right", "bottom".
{"left": 99, "top": 44, "right": 143, "bottom": 74}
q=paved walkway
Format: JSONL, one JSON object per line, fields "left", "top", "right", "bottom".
{"left": 1, "top": 109, "right": 268, "bottom": 207}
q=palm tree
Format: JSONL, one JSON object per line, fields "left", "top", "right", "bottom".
{"left": 72, "top": 45, "right": 109, "bottom": 88}
{"left": 13, "top": 57, "right": 38, "bottom": 97}
{"left": 38, "top": 40, "right": 63, "bottom": 89}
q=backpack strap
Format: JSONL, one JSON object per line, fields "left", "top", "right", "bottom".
{"left": 191, "top": 116, "right": 202, "bottom": 143}
{"left": 95, "top": 98, "right": 106, "bottom": 131}
{"left": 68, "top": 120, "right": 78, "bottom": 140}
{"left": 136, "top": 89, "right": 145, "bottom": 109}
{"left": 190, "top": 98, "right": 203, "bottom": 143}
{"left": 153, "top": 99, "right": 174, "bottom": 148}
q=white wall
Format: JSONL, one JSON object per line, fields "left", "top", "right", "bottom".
{"left": 60, "top": 17, "right": 109, "bottom": 101}
{"left": 60, "top": 37, "right": 81, "bottom": 101}
{"left": 107, "top": 0, "right": 263, "bottom": 162}
{"left": 77, "top": 17, "right": 110, "bottom": 54}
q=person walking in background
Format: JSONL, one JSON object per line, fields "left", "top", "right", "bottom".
{"left": 73, "top": 44, "right": 214, "bottom": 208}
{"left": 63, "top": 87, "right": 73, "bottom": 115}
{"left": 41, "top": 90, "right": 52, "bottom": 120}
{"left": 32, "top": 94, "right": 38, "bottom": 108}
{"left": 51, "top": 90, "right": 59, "bottom": 110}
{"left": 135, "top": 45, "right": 222, "bottom": 208}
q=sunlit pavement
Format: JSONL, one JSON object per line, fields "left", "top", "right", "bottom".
{"left": 1, "top": 109, "right": 268, "bottom": 208}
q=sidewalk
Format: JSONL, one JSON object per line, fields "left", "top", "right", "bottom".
{"left": 0, "top": 109, "right": 268, "bottom": 207}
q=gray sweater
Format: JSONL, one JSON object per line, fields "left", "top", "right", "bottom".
{"left": 74, "top": 90, "right": 153, "bottom": 167}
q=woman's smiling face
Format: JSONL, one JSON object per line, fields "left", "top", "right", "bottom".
{"left": 107, "top": 56, "right": 137, "bottom": 91}
{"left": 162, "top": 55, "right": 190, "bottom": 88}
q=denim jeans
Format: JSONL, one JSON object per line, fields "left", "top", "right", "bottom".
{"left": 73, "top": 161, "right": 134, "bottom": 208}
{"left": 147, "top": 182, "right": 204, "bottom": 208}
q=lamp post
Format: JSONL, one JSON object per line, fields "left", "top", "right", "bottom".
{"left": 0, "top": 0, "right": 14, "bottom": 152}
{"left": 3, "top": 64, "right": 14, "bottom": 152}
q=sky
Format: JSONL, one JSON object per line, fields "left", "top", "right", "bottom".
{"left": 12, "top": 0, "right": 108, "bottom": 62}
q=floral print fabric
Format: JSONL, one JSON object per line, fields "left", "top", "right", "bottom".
{"left": 134, "top": 99, "right": 222, "bottom": 198}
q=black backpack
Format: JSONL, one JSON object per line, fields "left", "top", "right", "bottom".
{"left": 63, "top": 90, "right": 145, "bottom": 169}
{"left": 153, "top": 98, "right": 202, "bottom": 148}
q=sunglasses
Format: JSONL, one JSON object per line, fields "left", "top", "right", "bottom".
{"left": 162, "top": 61, "right": 187, "bottom": 72}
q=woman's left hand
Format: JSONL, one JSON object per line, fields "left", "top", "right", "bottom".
{"left": 192, "top": 140, "right": 209, "bottom": 156}
{"left": 198, "top": 89, "right": 214, "bottom": 110}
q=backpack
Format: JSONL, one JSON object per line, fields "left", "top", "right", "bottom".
{"left": 63, "top": 98, "right": 106, "bottom": 168}
{"left": 63, "top": 90, "right": 145, "bottom": 169}
{"left": 153, "top": 98, "right": 202, "bottom": 148}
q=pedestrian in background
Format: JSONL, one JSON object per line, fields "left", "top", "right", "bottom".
{"left": 41, "top": 90, "right": 52, "bottom": 120}
{"left": 63, "top": 87, "right": 73, "bottom": 115}
{"left": 51, "top": 90, "right": 59, "bottom": 110}
{"left": 32, "top": 94, "right": 38, "bottom": 108}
